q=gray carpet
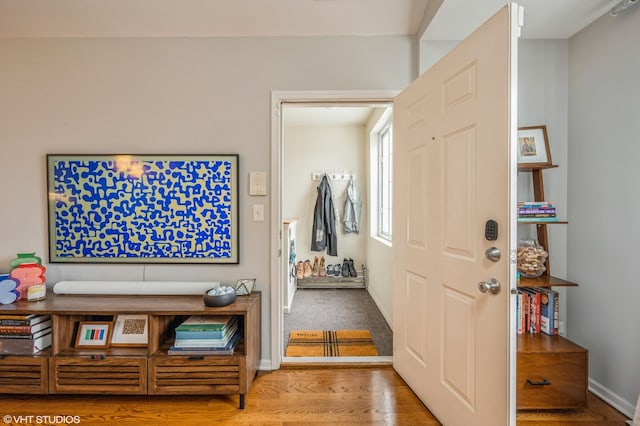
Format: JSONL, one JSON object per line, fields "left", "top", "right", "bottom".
{"left": 283, "top": 288, "right": 393, "bottom": 356}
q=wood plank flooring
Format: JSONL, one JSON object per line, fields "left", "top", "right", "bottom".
{"left": 0, "top": 366, "right": 630, "bottom": 425}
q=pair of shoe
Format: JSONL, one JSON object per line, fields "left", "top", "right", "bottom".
{"left": 296, "top": 257, "right": 327, "bottom": 279}
{"left": 310, "top": 256, "right": 327, "bottom": 277}
{"left": 295, "top": 260, "right": 313, "bottom": 279}
{"left": 325, "top": 264, "right": 342, "bottom": 277}
{"left": 341, "top": 258, "right": 357, "bottom": 278}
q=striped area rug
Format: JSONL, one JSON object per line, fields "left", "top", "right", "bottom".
{"left": 285, "top": 330, "right": 378, "bottom": 357}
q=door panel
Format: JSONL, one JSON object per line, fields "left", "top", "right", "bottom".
{"left": 393, "top": 4, "right": 519, "bottom": 425}
{"left": 443, "top": 126, "right": 476, "bottom": 257}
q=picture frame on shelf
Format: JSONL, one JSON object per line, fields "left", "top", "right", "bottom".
{"left": 75, "top": 322, "right": 112, "bottom": 348}
{"left": 517, "top": 125, "right": 552, "bottom": 167}
{"left": 110, "top": 314, "right": 149, "bottom": 347}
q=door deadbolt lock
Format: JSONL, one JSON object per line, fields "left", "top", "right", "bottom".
{"left": 484, "top": 247, "right": 501, "bottom": 262}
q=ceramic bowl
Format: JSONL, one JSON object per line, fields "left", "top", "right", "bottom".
{"left": 203, "top": 289, "right": 237, "bottom": 307}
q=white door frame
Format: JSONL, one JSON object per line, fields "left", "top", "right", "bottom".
{"left": 269, "top": 90, "right": 399, "bottom": 370}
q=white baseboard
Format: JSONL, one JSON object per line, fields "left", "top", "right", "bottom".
{"left": 589, "top": 377, "right": 636, "bottom": 419}
{"left": 259, "top": 359, "right": 273, "bottom": 371}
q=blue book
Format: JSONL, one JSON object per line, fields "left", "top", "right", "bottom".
{"left": 536, "top": 288, "right": 558, "bottom": 336}
{"left": 168, "top": 329, "right": 242, "bottom": 356}
{"left": 175, "top": 329, "right": 226, "bottom": 339}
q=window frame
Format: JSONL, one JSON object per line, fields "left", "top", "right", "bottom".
{"left": 369, "top": 107, "right": 393, "bottom": 244}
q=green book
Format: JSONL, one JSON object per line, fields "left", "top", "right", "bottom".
{"left": 175, "top": 315, "right": 235, "bottom": 331}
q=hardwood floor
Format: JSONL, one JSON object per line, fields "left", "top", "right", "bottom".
{"left": 0, "top": 366, "right": 629, "bottom": 425}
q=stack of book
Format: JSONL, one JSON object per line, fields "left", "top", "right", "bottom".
{"left": 516, "top": 287, "right": 559, "bottom": 336}
{"left": 168, "top": 315, "right": 241, "bottom": 356}
{"left": 0, "top": 314, "right": 52, "bottom": 355}
{"left": 518, "top": 201, "right": 558, "bottom": 222}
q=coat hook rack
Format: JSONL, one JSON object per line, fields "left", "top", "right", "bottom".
{"left": 311, "top": 171, "right": 355, "bottom": 181}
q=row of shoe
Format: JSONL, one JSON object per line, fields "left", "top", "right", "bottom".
{"left": 296, "top": 256, "right": 326, "bottom": 279}
{"left": 295, "top": 256, "right": 359, "bottom": 279}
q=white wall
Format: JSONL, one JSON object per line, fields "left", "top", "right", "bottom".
{"left": 568, "top": 8, "right": 640, "bottom": 415}
{"left": 517, "top": 39, "right": 570, "bottom": 331}
{"left": 0, "top": 36, "right": 416, "bottom": 365}
{"left": 365, "top": 108, "right": 394, "bottom": 325}
{"left": 282, "top": 124, "right": 367, "bottom": 270}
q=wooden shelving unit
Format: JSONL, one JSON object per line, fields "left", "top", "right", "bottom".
{"left": 0, "top": 292, "right": 261, "bottom": 409}
{"left": 296, "top": 265, "right": 367, "bottom": 289}
{"left": 517, "top": 163, "right": 587, "bottom": 410}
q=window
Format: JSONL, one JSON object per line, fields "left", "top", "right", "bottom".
{"left": 378, "top": 123, "right": 393, "bottom": 240}
{"left": 370, "top": 107, "right": 393, "bottom": 243}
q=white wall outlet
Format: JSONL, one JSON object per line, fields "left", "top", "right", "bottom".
{"left": 249, "top": 171, "right": 267, "bottom": 196}
{"left": 252, "top": 204, "right": 265, "bottom": 221}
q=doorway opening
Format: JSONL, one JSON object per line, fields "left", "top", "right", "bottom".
{"left": 270, "top": 91, "right": 397, "bottom": 368}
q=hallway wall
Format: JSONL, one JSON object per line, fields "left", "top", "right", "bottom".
{"left": 282, "top": 124, "right": 367, "bottom": 272}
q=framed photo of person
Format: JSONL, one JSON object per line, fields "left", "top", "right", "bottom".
{"left": 517, "top": 126, "right": 552, "bottom": 167}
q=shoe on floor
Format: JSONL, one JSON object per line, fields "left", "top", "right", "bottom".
{"left": 348, "top": 258, "right": 357, "bottom": 278}
{"left": 295, "top": 261, "right": 304, "bottom": 279}
{"left": 319, "top": 256, "right": 326, "bottom": 277}
{"left": 326, "top": 264, "right": 334, "bottom": 276}
{"left": 311, "top": 256, "right": 319, "bottom": 277}
{"left": 341, "top": 258, "right": 350, "bottom": 277}
{"left": 303, "top": 260, "right": 313, "bottom": 278}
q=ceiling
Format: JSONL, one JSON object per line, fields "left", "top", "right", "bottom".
{"left": 0, "top": 0, "right": 622, "bottom": 40}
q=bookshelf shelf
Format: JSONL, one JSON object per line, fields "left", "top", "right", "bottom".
{"left": 518, "top": 164, "right": 559, "bottom": 172}
{"left": 517, "top": 220, "right": 568, "bottom": 225}
{"left": 519, "top": 275, "right": 578, "bottom": 288}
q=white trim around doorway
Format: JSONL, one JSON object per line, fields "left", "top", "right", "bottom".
{"left": 270, "top": 90, "right": 398, "bottom": 370}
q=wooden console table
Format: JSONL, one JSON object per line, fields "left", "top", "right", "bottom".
{"left": 0, "top": 292, "right": 261, "bottom": 409}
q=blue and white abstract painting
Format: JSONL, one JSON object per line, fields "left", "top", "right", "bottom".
{"left": 47, "top": 154, "right": 238, "bottom": 263}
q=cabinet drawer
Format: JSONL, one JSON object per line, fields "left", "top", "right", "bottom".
{"left": 517, "top": 351, "right": 588, "bottom": 409}
{"left": 148, "top": 355, "right": 245, "bottom": 395}
{"left": 50, "top": 357, "right": 147, "bottom": 394}
{"left": 0, "top": 355, "right": 48, "bottom": 394}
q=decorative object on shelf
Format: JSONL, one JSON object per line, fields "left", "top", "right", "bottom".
{"left": 75, "top": 321, "right": 112, "bottom": 348}
{"left": 9, "top": 252, "right": 46, "bottom": 301}
{"left": 233, "top": 279, "right": 255, "bottom": 296}
{"left": 517, "top": 125, "right": 552, "bottom": 167}
{"left": 517, "top": 239, "right": 548, "bottom": 278}
{"left": 0, "top": 275, "right": 20, "bottom": 305}
{"left": 110, "top": 314, "right": 149, "bottom": 347}
{"left": 47, "top": 154, "right": 239, "bottom": 264}
{"left": 204, "top": 286, "right": 237, "bottom": 307}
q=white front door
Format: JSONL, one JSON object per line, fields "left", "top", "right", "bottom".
{"left": 392, "top": 4, "right": 520, "bottom": 425}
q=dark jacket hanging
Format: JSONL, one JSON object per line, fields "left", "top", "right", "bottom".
{"left": 310, "top": 175, "right": 337, "bottom": 256}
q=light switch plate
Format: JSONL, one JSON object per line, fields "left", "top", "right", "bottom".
{"left": 252, "top": 204, "right": 265, "bottom": 221}
{"left": 249, "top": 172, "right": 267, "bottom": 196}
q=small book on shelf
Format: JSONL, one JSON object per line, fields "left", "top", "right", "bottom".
{"left": 0, "top": 331, "right": 52, "bottom": 355}
{"left": 535, "top": 288, "right": 559, "bottom": 336}
{"left": 175, "top": 315, "right": 236, "bottom": 332}
{"left": 0, "top": 318, "right": 52, "bottom": 335}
